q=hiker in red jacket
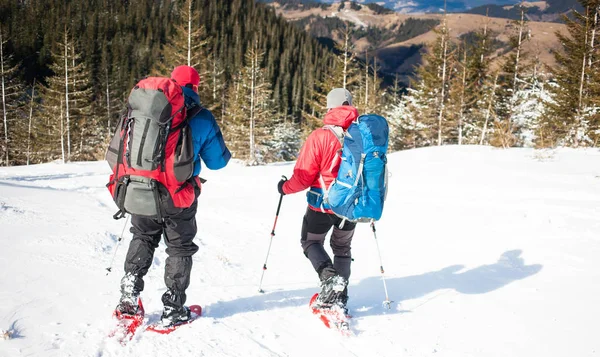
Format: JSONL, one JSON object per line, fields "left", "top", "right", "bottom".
{"left": 277, "top": 88, "right": 358, "bottom": 311}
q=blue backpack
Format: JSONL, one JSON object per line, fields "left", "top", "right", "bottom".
{"left": 325, "top": 114, "right": 389, "bottom": 222}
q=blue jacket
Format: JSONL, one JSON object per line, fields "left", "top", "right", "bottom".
{"left": 181, "top": 86, "right": 231, "bottom": 176}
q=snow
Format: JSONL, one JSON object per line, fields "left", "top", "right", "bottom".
{"left": 0, "top": 146, "right": 599, "bottom": 356}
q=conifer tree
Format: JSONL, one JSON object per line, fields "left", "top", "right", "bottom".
{"left": 480, "top": 72, "right": 499, "bottom": 145}
{"left": 154, "top": 0, "right": 209, "bottom": 77}
{"left": 332, "top": 23, "right": 360, "bottom": 90}
{"left": 447, "top": 41, "right": 468, "bottom": 145}
{"left": 264, "top": 121, "right": 302, "bottom": 162}
{"left": 463, "top": 16, "right": 494, "bottom": 144}
{"left": 222, "top": 73, "right": 246, "bottom": 159}
{"left": 493, "top": 7, "right": 530, "bottom": 148}
{"left": 387, "top": 88, "right": 427, "bottom": 150}
{"left": 223, "top": 41, "right": 275, "bottom": 164}
{"left": 545, "top": 1, "right": 600, "bottom": 146}
{"left": 243, "top": 41, "right": 274, "bottom": 164}
{"left": 41, "top": 26, "right": 95, "bottom": 162}
{"left": 205, "top": 46, "right": 226, "bottom": 117}
{"left": 0, "top": 28, "right": 23, "bottom": 166}
{"left": 100, "top": 39, "right": 125, "bottom": 135}
{"left": 26, "top": 79, "right": 38, "bottom": 165}
{"left": 513, "top": 58, "right": 551, "bottom": 147}
{"left": 363, "top": 57, "right": 385, "bottom": 114}
{"left": 411, "top": 14, "right": 455, "bottom": 145}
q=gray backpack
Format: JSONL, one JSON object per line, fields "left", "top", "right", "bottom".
{"left": 105, "top": 77, "right": 199, "bottom": 220}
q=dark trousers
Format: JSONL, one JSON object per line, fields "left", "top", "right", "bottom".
{"left": 123, "top": 190, "right": 200, "bottom": 307}
{"left": 301, "top": 207, "right": 356, "bottom": 281}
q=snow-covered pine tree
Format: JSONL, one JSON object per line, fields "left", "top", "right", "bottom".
{"left": 264, "top": 120, "right": 302, "bottom": 162}
{"left": 512, "top": 59, "right": 552, "bottom": 147}
{"left": 386, "top": 87, "right": 428, "bottom": 150}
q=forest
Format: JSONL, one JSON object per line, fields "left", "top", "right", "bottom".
{"left": 1, "top": 0, "right": 599, "bottom": 168}
{"left": 385, "top": 1, "right": 600, "bottom": 150}
{"left": 0, "top": 0, "right": 335, "bottom": 165}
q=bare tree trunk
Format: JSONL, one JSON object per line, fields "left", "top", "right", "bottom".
{"left": 364, "top": 51, "right": 369, "bottom": 111}
{"left": 503, "top": 7, "right": 527, "bottom": 148}
{"left": 187, "top": 0, "right": 192, "bottom": 66}
{"left": 105, "top": 68, "right": 111, "bottom": 132}
{"left": 79, "top": 126, "right": 84, "bottom": 153}
{"left": 212, "top": 51, "right": 217, "bottom": 101}
{"left": 392, "top": 73, "right": 400, "bottom": 104}
{"left": 437, "top": 25, "right": 449, "bottom": 146}
{"left": 481, "top": 9, "right": 489, "bottom": 63}
{"left": 249, "top": 47, "right": 256, "bottom": 163}
{"left": 373, "top": 57, "right": 379, "bottom": 111}
{"left": 480, "top": 73, "right": 499, "bottom": 145}
{"left": 458, "top": 45, "right": 467, "bottom": 145}
{"left": 589, "top": 6, "right": 598, "bottom": 70}
{"left": 576, "top": 6, "right": 591, "bottom": 147}
{"left": 342, "top": 25, "right": 350, "bottom": 89}
{"left": 512, "top": 9, "right": 525, "bottom": 92}
{"left": 27, "top": 80, "right": 35, "bottom": 165}
{"left": 60, "top": 100, "right": 65, "bottom": 163}
{"left": 64, "top": 28, "right": 71, "bottom": 161}
{"left": 1, "top": 30, "right": 7, "bottom": 166}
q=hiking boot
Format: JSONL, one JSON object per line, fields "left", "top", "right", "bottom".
{"left": 161, "top": 305, "right": 191, "bottom": 327}
{"left": 115, "top": 273, "right": 141, "bottom": 315}
{"left": 115, "top": 292, "right": 139, "bottom": 315}
{"left": 315, "top": 274, "right": 348, "bottom": 309}
{"left": 160, "top": 289, "right": 190, "bottom": 326}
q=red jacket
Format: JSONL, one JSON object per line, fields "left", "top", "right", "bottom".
{"left": 282, "top": 106, "right": 359, "bottom": 213}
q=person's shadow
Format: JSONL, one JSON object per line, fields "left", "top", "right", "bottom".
{"left": 205, "top": 250, "right": 542, "bottom": 319}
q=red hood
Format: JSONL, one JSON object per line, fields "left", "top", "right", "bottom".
{"left": 323, "top": 106, "right": 358, "bottom": 129}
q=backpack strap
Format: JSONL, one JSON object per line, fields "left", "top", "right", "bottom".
{"left": 172, "top": 104, "right": 202, "bottom": 132}
{"left": 323, "top": 125, "right": 345, "bottom": 145}
{"left": 316, "top": 125, "right": 347, "bottom": 212}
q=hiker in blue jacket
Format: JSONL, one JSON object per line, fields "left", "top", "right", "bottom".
{"left": 116, "top": 65, "right": 231, "bottom": 327}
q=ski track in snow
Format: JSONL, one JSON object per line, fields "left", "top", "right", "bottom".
{"left": 0, "top": 146, "right": 599, "bottom": 356}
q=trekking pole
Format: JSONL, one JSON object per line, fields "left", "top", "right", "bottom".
{"left": 105, "top": 214, "right": 131, "bottom": 275}
{"left": 258, "top": 175, "right": 287, "bottom": 293}
{"left": 371, "top": 220, "right": 393, "bottom": 309}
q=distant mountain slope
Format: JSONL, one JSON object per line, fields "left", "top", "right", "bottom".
{"left": 269, "top": 1, "right": 567, "bottom": 84}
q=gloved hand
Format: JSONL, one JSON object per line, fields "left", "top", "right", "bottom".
{"left": 277, "top": 178, "right": 287, "bottom": 195}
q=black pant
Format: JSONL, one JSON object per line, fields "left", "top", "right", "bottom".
{"left": 123, "top": 186, "right": 200, "bottom": 307}
{"left": 300, "top": 208, "right": 356, "bottom": 280}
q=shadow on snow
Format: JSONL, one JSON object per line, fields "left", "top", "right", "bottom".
{"left": 205, "top": 250, "right": 542, "bottom": 319}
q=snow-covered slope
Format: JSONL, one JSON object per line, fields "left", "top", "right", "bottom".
{"left": 0, "top": 146, "right": 598, "bottom": 356}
